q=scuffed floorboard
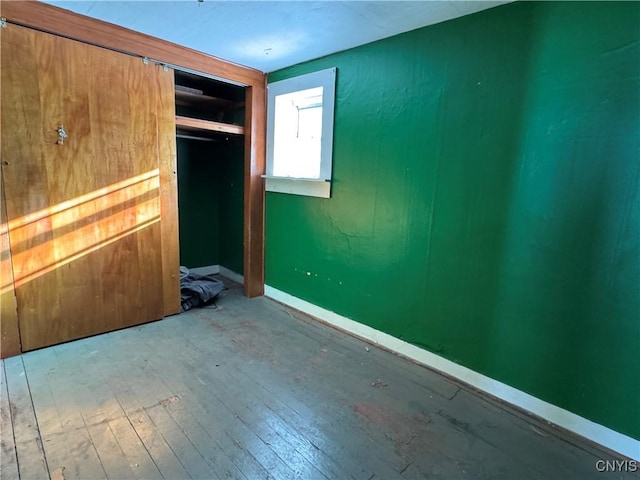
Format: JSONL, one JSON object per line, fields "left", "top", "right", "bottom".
{"left": 0, "top": 277, "right": 636, "bottom": 480}
{"left": 2, "top": 356, "right": 49, "bottom": 479}
{"left": 1, "top": 361, "right": 19, "bottom": 480}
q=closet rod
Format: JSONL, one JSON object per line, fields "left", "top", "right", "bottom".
{"left": 176, "top": 134, "right": 216, "bottom": 142}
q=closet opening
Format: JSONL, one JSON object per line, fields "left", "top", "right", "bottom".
{"left": 174, "top": 70, "right": 246, "bottom": 287}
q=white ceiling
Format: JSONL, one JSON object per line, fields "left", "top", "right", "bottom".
{"left": 44, "top": 1, "right": 509, "bottom": 73}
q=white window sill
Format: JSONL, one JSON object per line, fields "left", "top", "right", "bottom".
{"left": 263, "top": 176, "right": 331, "bottom": 198}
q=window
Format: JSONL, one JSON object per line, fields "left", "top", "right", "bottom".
{"left": 266, "top": 68, "right": 336, "bottom": 198}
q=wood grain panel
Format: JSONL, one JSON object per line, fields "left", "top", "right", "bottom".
{"left": 0, "top": 167, "right": 21, "bottom": 359}
{"left": 1, "top": 24, "right": 165, "bottom": 351}
{"left": 0, "top": 0, "right": 263, "bottom": 87}
{"left": 244, "top": 84, "right": 267, "bottom": 297}
{"left": 175, "top": 115, "right": 244, "bottom": 135}
{"left": 1, "top": 0, "right": 267, "bottom": 301}
{"left": 157, "top": 66, "right": 181, "bottom": 316}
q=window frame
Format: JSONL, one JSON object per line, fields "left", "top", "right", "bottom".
{"left": 265, "top": 67, "right": 337, "bottom": 198}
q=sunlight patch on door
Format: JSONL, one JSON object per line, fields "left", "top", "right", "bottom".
{"left": 0, "top": 169, "right": 161, "bottom": 294}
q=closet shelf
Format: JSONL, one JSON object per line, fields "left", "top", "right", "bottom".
{"left": 175, "top": 88, "right": 244, "bottom": 111}
{"left": 175, "top": 115, "right": 244, "bottom": 135}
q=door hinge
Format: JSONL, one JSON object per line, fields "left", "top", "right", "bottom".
{"left": 143, "top": 57, "right": 149, "bottom": 65}
{"left": 1, "top": 18, "right": 7, "bottom": 28}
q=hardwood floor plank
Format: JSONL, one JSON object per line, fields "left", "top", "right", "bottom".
{"left": 262, "top": 297, "right": 461, "bottom": 401}
{"left": 174, "top": 288, "right": 630, "bottom": 480}
{"left": 57, "top": 333, "right": 217, "bottom": 480}
{"left": 157, "top": 310, "right": 403, "bottom": 480}
{"left": 127, "top": 408, "right": 192, "bottom": 480}
{"left": 434, "top": 388, "right": 617, "bottom": 479}
{"left": 103, "top": 324, "right": 304, "bottom": 480}
{"left": 244, "top": 294, "right": 626, "bottom": 479}
{"left": 236, "top": 298, "right": 630, "bottom": 480}
{"left": 35, "top": 338, "right": 168, "bottom": 479}
{"left": 74, "top": 345, "right": 193, "bottom": 480}
{"left": 21, "top": 348, "right": 108, "bottom": 480}
{"left": 144, "top": 403, "right": 222, "bottom": 480}
{"left": 154, "top": 397, "right": 249, "bottom": 480}
{"left": 47, "top": 333, "right": 187, "bottom": 480}
{"left": 8, "top": 280, "right": 633, "bottom": 480}
{"left": 149, "top": 362, "right": 321, "bottom": 480}
{"left": 145, "top": 339, "right": 336, "bottom": 480}
{"left": 161, "top": 393, "right": 271, "bottom": 480}
{"left": 84, "top": 417, "right": 139, "bottom": 480}
{"left": 106, "top": 416, "right": 164, "bottom": 479}
{"left": 3, "top": 356, "right": 49, "bottom": 480}
{"left": 180, "top": 306, "right": 409, "bottom": 470}
{"left": 0, "top": 361, "right": 19, "bottom": 480}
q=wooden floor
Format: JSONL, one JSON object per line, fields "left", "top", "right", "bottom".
{"left": 0, "top": 278, "right": 634, "bottom": 480}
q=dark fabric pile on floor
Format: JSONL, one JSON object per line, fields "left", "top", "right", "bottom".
{"left": 180, "top": 266, "right": 225, "bottom": 312}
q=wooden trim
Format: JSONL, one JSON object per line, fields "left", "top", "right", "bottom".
{"left": 1, "top": 0, "right": 267, "bottom": 302}
{"left": 175, "top": 116, "right": 244, "bottom": 135}
{"left": 243, "top": 83, "right": 266, "bottom": 298}
{"left": 0, "top": 1, "right": 264, "bottom": 87}
{"left": 158, "top": 67, "right": 182, "bottom": 316}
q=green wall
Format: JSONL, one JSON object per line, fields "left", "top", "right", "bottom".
{"left": 177, "top": 139, "right": 244, "bottom": 273}
{"left": 266, "top": 1, "right": 640, "bottom": 440}
{"left": 177, "top": 138, "right": 219, "bottom": 268}
{"left": 217, "top": 143, "right": 245, "bottom": 274}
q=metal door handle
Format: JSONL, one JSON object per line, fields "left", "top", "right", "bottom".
{"left": 57, "top": 125, "right": 68, "bottom": 145}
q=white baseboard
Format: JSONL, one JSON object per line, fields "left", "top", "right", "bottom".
{"left": 264, "top": 284, "right": 640, "bottom": 461}
{"left": 219, "top": 266, "right": 244, "bottom": 285}
{"left": 187, "top": 265, "right": 220, "bottom": 276}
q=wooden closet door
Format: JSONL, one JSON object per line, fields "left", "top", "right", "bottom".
{"left": 1, "top": 24, "right": 172, "bottom": 351}
{"left": 0, "top": 167, "right": 21, "bottom": 358}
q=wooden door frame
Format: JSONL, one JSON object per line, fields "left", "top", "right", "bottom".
{"left": 0, "top": 0, "right": 266, "bottom": 299}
